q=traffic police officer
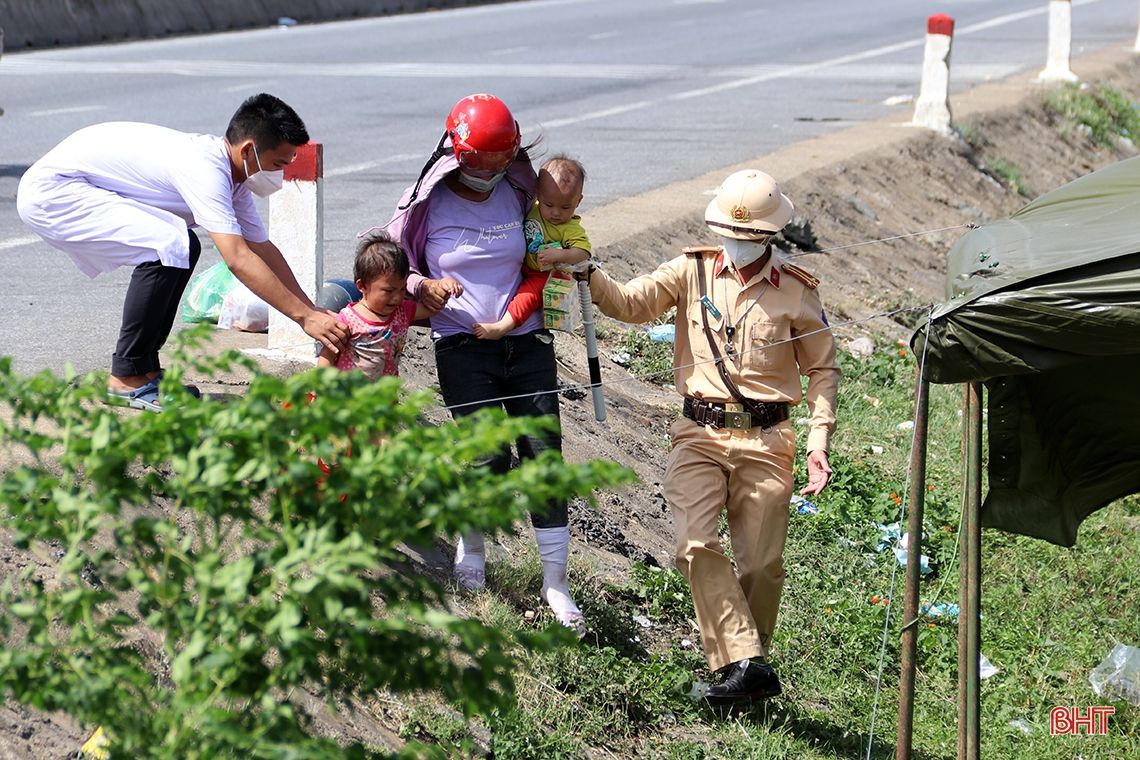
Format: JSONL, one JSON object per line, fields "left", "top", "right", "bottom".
{"left": 586, "top": 169, "right": 839, "bottom": 703}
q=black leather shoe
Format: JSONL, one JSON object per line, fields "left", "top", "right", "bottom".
{"left": 705, "top": 658, "right": 782, "bottom": 705}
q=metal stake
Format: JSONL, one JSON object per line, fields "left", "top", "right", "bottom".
{"left": 896, "top": 371, "right": 929, "bottom": 759}
{"left": 957, "top": 382, "right": 983, "bottom": 760}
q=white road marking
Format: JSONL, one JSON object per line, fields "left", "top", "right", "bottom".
{"left": 4, "top": 0, "right": 1109, "bottom": 137}
{"left": 0, "top": 236, "right": 42, "bottom": 251}
{"left": 3, "top": 59, "right": 684, "bottom": 80}
{"left": 539, "top": 100, "right": 654, "bottom": 129}
{"left": 526, "top": 0, "right": 1080, "bottom": 131}
{"left": 222, "top": 82, "right": 269, "bottom": 93}
{"left": 489, "top": 46, "right": 532, "bottom": 56}
{"left": 324, "top": 153, "right": 422, "bottom": 177}
{"left": 27, "top": 105, "right": 105, "bottom": 117}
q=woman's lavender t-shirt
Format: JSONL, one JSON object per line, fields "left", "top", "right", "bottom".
{"left": 423, "top": 181, "right": 543, "bottom": 338}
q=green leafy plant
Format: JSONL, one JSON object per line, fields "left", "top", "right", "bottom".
{"left": 0, "top": 332, "right": 633, "bottom": 758}
{"left": 1044, "top": 83, "right": 1140, "bottom": 147}
{"left": 627, "top": 562, "right": 695, "bottom": 624}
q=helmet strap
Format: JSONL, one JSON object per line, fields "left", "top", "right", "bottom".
{"left": 399, "top": 131, "right": 450, "bottom": 210}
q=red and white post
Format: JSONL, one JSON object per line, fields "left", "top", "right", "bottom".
{"left": 268, "top": 141, "right": 324, "bottom": 359}
{"left": 1039, "top": 0, "right": 1079, "bottom": 82}
{"left": 912, "top": 14, "right": 955, "bottom": 134}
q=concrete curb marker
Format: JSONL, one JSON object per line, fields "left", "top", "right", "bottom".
{"left": 1134, "top": 0, "right": 1140, "bottom": 52}
{"left": 912, "top": 14, "right": 955, "bottom": 135}
{"left": 1040, "top": 0, "right": 1080, "bottom": 82}
{"left": 267, "top": 141, "right": 324, "bottom": 361}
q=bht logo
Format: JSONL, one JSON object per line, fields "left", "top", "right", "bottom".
{"left": 1049, "top": 706, "right": 1115, "bottom": 736}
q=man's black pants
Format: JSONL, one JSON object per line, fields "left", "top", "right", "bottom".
{"left": 110, "top": 230, "right": 202, "bottom": 377}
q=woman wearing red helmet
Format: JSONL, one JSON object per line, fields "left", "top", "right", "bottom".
{"left": 379, "top": 94, "right": 583, "bottom": 633}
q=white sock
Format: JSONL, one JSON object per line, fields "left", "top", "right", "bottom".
{"left": 534, "top": 526, "right": 582, "bottom": 623}
{"left": 455, "top": 531, "right": 485, "bottom": 571}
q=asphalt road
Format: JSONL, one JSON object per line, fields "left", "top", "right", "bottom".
{"left": 1, "top": 0, "right": 1136, "bottom": 375}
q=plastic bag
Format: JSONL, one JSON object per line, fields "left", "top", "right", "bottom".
{"left": 217, "top": 282, "right": 269, "bottom": 332}
{"left": 1089, "top": 643, "right": 1140, "bottom": 705}
{"left": 182, "top": 261, "right": 236, "bottom": 323}
{"left": 542, "top": 271, "right": 580, "bottom": 333}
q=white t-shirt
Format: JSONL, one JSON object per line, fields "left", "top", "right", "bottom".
{"left": 17, "top": 122, "right": 268, "bottom": 275}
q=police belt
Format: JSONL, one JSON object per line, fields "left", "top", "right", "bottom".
{"left": 682, "top": 397, "right": 789, "bottom": 431}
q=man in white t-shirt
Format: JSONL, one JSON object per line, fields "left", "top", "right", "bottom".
{"left": 17, "top": 93, "right": 349, "bottom": 410}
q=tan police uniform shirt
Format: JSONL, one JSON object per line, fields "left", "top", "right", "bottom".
{"left": 589, "top": 247, "right": 840, "bottom": 452}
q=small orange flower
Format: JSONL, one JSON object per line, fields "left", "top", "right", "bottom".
{"left": 927, "top": 484, "right": 936, "bottom": 492}
{"left": 898, "top": 349, "right": 907, "bottom": 358}
{"left": 927, "top": 623, "right": 937, "bottom": 629}
{"left": 890, "top": 492, "right": 903, "bottom": 505}
{"left": 870, "top": 596, "right": 880, "bottom": 604}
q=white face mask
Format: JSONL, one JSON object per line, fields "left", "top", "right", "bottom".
{"left": 243, "top": 146, "right": 285, "bottom": 197}
{"left": 457, "top": 169, "right": 506, "bottom": 194}
{"left": 720, "top": 236, "right": 772, "bottom": 268}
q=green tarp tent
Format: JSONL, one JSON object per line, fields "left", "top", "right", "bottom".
{"left": 911, "top": 154, "right": 1140, "bottom": 547}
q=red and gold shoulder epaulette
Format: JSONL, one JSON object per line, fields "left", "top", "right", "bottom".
{"left": 780, "top": 262, "right": 820, "bottom": 289}
{"left": 683, "top": 245, "right": 721, "bottom": 257}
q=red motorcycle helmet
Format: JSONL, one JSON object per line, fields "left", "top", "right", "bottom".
{"left": 446, "top": 93, "right": 521, "bottom": 177}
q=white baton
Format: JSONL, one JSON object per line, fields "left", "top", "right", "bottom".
{"left": 577, "top": 279, "right": 606, "bottom": 421}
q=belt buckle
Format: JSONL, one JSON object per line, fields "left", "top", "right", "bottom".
{"left": 723, "top": 402, "right": 751, "bottom": 430}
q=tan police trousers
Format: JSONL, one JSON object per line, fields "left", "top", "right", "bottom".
{"left": 664, "top": 416, "right": 797, "bottom": 672}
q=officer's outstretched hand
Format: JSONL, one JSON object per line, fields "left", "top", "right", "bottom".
{"left": 570, "top": 260, "right": 595, "bottom": 282}
{"left": 800, "top": 450, "right": 832, "bottom": 496}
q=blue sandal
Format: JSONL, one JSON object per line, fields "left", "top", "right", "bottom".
{"left": 156, "top": 369, "right": 201, "bottom": 398}
{"left": 106, "top": 379, "right": 162, "bottom": 412}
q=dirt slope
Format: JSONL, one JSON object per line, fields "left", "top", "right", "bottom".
{"left": 3, "top": 50, "right": 1140, "bottom": 758}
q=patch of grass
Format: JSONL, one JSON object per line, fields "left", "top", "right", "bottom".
{"left": 955, "top": 120, "right": 984, "bottom": 148}
{"left": 399, "top": 702, "right": 479, "bottom": 757}
{"left": 489, "top": 706, "right": 585, "bottom": 759}
{"left": 955, "top": 119, "right": 1032, "bottom": 197}
{"left": 615, "top": 315, "right": 676, "bottom": 382}
{"left": 987, "top": 157, "right": 1030, "bottom": 197}
{"left": 1044, "top": 82, "right": 1140, "bottom": 147}
{"left": 626, "top": 562, "right": 695, "bottom": 624}
{"left": 445, "top": 341, "right": 1139, "bottom": 758}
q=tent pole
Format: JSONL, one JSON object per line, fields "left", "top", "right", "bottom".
{"left": 956, "top": 384, "right": 969, "bottom": 760}
{"left": 957, "top": 382, "right": 983, "bottom": 760}
{"left": 896, "top": 371, "right": 929, "bottom": 760}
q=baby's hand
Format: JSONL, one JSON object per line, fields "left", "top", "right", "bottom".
{"left": 536, "top": 248, "right": 565, "bottom": 267}
{"left": 473, "top": 321, "right": 509, "bottom": 340}
{"left": 438, "top": 277, "right": 464, "bottom": 300}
